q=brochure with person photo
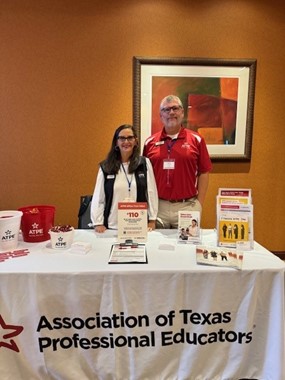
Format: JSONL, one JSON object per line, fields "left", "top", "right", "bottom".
{"left": 216, "top": 188, "right": 254, "bottom": 249}
{"left": 196, "top": 245, "right": 244, "bottom": 270}
{"left": 217, "top": 203, "right": 254, "bottom": 248}
{"left": 178, "top": 210, "right": 201, "bottom": 244}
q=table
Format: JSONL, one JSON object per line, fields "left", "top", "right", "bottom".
{"left": 0, "top": 229, "right": 284, "bottom": 379}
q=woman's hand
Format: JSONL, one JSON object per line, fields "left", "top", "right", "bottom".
{"left": 147, "top": 220, "right": 156, "bottom": 232}
{"left": 94, "top": 225, "right": 106, "bottom": 233}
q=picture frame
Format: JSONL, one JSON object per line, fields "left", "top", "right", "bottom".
{"left": 133, "top": 56, "right": 257, "bottom": 161}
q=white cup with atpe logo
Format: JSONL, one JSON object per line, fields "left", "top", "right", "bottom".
{"left": 0, "top": 210, "right": 23, "bottom": 251}
{"left": 49, "top": 226, "right": 74, "bottom": 250}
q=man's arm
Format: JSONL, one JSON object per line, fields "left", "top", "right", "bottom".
{"left": 197, "top": 172, "right": 210, "bottom": 205}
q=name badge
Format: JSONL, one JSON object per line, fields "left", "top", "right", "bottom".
{"left": 107, "top": 174, "right": 115, "bottom": 179}
{"left": 155, "top": 141, "right": 165, "bottom": 146}
{"left": 163, "top": 159, "right": 175, "bottom": 170}
{"left": 123, "top": 197, "right": 135, "bottom": 202}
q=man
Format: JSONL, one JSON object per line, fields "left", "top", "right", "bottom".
{"left": 143, "top": 94, "right": 212, "bottom": 228}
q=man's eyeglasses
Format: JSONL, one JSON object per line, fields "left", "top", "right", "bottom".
{"left": 117, "top": 136, "right": 135, "bottom": 142}
{"left": 161, "top": 105, "right": 182, "bottom": 113}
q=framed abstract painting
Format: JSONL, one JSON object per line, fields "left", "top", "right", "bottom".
{"left": 133, "top": 56, "right": 257, "bottom": 161}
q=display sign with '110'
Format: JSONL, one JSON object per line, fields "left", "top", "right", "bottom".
{"left": 117, "top": 202, "right": 148, "bottom": 243}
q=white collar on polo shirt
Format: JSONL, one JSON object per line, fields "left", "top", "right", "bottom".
{"left": 167, "top": 133, "right": 179, "bottom": 139}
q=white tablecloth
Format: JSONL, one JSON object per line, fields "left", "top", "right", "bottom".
{"left": 0, "top": 229, "right": 284, "bottom": 379}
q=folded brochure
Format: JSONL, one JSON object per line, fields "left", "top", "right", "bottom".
{"left": 196, "top": 245, "right": 243, "bottom": 270}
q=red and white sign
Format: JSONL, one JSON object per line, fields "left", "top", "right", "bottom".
{"left": 117, "top": 202, "right": 147, "bottom": 243}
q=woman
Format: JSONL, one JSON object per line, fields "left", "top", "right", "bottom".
{"left": 188, "top": 219, "right": 198, "bottom": 237}
{"left": 91, "top": 124, "right": 158, "bottom": 233}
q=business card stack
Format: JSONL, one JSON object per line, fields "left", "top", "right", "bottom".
{"left": 70, "top": 241, "right": 92, "bottom": 255}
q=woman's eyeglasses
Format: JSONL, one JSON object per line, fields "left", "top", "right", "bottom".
{"left": 117, "top": 136, "right": 135, "bottom": 142}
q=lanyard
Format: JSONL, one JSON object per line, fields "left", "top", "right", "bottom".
{"left": 121, "top": 163, "right": 133, "bottom": 193}
{"left": 166, "top": 138, "right": 177, "bottom": 157}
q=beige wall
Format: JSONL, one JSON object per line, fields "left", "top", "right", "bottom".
{"left": 1, "top": 0, "right": 284, "bottom": 251}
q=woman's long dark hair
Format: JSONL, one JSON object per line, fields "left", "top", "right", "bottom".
{"left": 101, "top": 124, "right": 140, "bottom": 174}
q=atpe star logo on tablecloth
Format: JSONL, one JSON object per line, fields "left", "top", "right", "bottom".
{"left": 0, "top": 315, "right": 24, "bottom": 352}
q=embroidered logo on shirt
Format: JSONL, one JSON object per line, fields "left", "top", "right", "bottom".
{"left": 181, "top": 142, "right": 191, "bottom": 149}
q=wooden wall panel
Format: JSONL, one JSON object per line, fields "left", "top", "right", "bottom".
{"left": 1, "top": 0, "right": 284, "bottom": 251}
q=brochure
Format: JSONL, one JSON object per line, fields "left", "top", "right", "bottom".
{"left": 117, "top": 202, "right": 148, "bottom": 243}
{"left": 217, "top": 188, "right": 252, "bottom": 206}
{"left": 218, "top": 188, "right": 252, "bottom": 200}
{"left": 196, "top": 245, "right": 243, "bottom": 270}
{"left": 178, "top": 210, "right": 201, "bottom": 244}
{"left": 217, "top": 195, "right": 251, "bottom": 205}
{"left": 216, "top": 188, "right": 254, "bottom": 249}
{"left": 217, "top": 203, "right": 254, "bottom": 248}
{"left": 109, "top": 243, "right": 147, "bottom": 264}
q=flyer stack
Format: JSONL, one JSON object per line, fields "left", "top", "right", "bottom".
{"left": 216, "top": 188, "right": 254, "bottom": 249}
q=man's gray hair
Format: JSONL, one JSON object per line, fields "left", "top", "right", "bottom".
{"left": 160, "top": 95, "right": 183, "bottom": 110}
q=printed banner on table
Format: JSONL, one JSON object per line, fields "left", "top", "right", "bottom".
{"left": 117, "top": 202, "right": 147, "bottom": 243}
